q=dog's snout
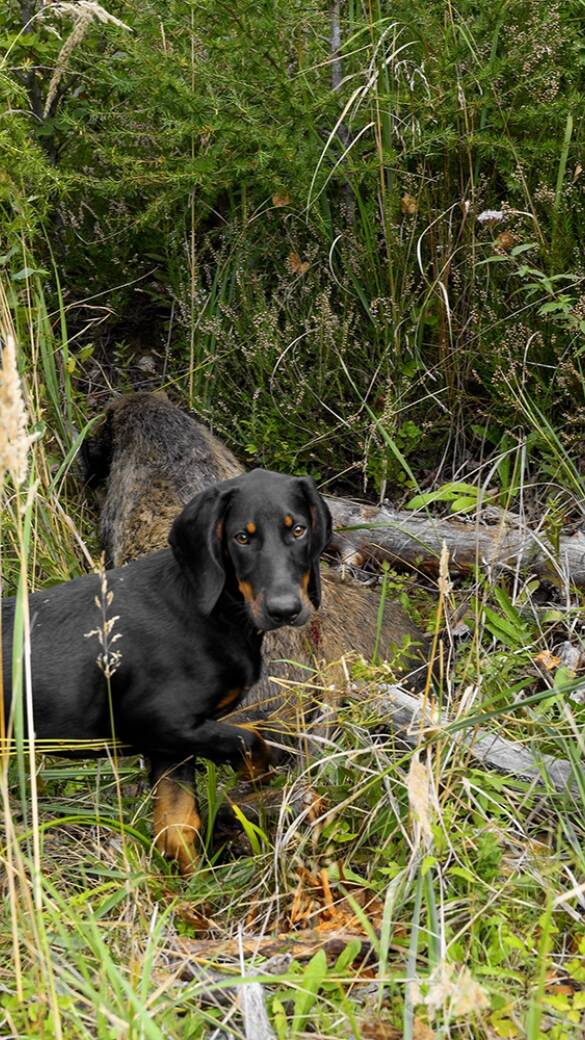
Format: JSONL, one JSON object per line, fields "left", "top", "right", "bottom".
{"left": 265, "top": 594, "right": 302, "bottom": 626}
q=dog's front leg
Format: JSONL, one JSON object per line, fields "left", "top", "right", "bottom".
{"left": 190, "top": 719, "right": 273, "bottom": 780}
{"left": 149, "top": 756, "right": 200, "bottom": 877}
{"left": 151, "top": 718, "right": 273, "bottom": 779}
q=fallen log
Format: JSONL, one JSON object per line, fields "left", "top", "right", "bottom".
{"left": 362, "top": 683, "right": 574, "bottom": 791}
{"left": 325, "top": 496, "right": 585, "bottom": 586}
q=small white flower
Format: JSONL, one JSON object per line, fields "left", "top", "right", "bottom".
{"left": 477, "top": 209, "right": 504, "bottom": 224}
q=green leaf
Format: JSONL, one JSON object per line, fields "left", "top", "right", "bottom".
{"left": 229, "top": 804, "right": 270, "bottom": 854}
{"left": 450, "top": 495, "right": 479, "bottom": 513}
{"left": 538, "top": 299, "right": 571, "bottom": 315}
{"left": 449, "top": 865, "right": 476, "bottom": 883}
{"left": 291, "top": 949, "right": 328, "bottom": 1035}
{"left": 11, "top": 266, "right": 49, "bottom": 280}
{"left": 332, "top": 938, "right": 362, "bottom": 974}
{"left": 407, "top": 481, "right": 479, "bottom": 510}
{"left": 483, "top": 606, "right": 529, "bottom": 649}
{"left": 510, "top": 242, "right": 538, "bottom": 256}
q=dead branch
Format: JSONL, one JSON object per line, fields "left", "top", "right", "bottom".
{"left": 364, "top": 683, "right": 573, "bottom": 791}
{"left": 174, "top": 929, "right": 375, "bottom": 973}
{"left": 325, "top": 496, "right": 585, "bottom": 586}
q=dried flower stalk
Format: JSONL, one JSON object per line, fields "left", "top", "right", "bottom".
{"left": 42, "top": 2, "right": 131, "bottom": 117}
{"left": 0, "top": 334, "right": 33, "bottom": 488}
{"left": 407, "top": 751, "right": 433, "bottom": 846}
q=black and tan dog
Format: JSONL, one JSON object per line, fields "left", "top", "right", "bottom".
{"left": 85, "top": 393, "right": 428, "bottom": 714}
{"left": 2, "top": 468, "right": 331, "bottom": 874}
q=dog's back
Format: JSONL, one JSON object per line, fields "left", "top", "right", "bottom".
{"left": 84, "top": 393, "right": 428, "bottom": 744}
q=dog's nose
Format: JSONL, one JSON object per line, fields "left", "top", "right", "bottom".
{"left": 265, "top": 594, "right": 302, "bottom": 626}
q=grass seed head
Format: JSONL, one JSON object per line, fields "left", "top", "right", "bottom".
{"left": 0, "top": 334, "right": 32, "bottom": 487}
{"left": 407, "top": 751, "right": 433, "bottom": 846}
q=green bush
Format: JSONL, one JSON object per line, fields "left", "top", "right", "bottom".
{"left": 1, "top": 0, "right": 584, "bottom": 491}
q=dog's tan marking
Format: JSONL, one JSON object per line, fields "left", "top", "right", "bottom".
{"left": 238, "top": 580, "right": 263, "bottom": 624}
{"left": 215, "top": 519, "right": 224, "bottom": 543}
{"left": 246, "top": 521, "right": 256, "bottom": 535}
{"left": 283, "top": 514, "right": 293, "bottom": 528}
{"left": 153, "top": 777, "right": 200, "bottom": 877}
{"left": 299, "top": 570, "right": 312, "bottom": 607}
{"left": 217, "top": 687, "right": 243, "bottom": 711}
{"left": 237, "top": 726, "right": 272, "bottom": 782}
{"left": 238, "top": 579, "right": 255, "bottom": 603}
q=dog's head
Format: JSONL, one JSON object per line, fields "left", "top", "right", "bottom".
{"left": 169, "top": 468, "right": 331, "bottom": 631}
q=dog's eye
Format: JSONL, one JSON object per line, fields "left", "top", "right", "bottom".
{"left": 234, "top": 532, "right": 250, "bottom": 545}
{"left": 292, "top": 524, "right": 306, "bottom": 539}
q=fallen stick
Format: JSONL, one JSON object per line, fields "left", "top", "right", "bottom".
{"left": 364, "top": 683, "right": 574, "bottom": 791}
{"left": 325, "top": 496, "right": 585, "bottom": 586}
{"left": 175, "top": 929, "right": 375, "bottom": 971}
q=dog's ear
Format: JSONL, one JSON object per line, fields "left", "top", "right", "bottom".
{"left": 296, "top": 477, "right": 332, "bottom": 608}
{"left": 169, "top": 486, "right": 232, "bottom": 614}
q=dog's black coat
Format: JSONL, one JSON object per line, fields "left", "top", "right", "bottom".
{"left": 1, "top": 470, "right": 331, "bottom": 777}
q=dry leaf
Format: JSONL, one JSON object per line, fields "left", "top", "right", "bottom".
{"left": 288, "top": 252, "right": 311, "bottom": 275}
{"left": 413, "top": 1019, "right": 436, "bottom": 1040}
{"left": 361, "top": 1021, "right": 401, "bottom": 1040}
{"left": 557, "top": 641, "right": 583, "bottom": 672}
{"left": 272, "top": 192, "right": 291, "bottom": 207}
{"left": 573, "top": 163, "right": 582, "bottom": 183}
{"left": 534, "top": 649, "right": 561, "bottom": 672}
{"left": 412, "top": 960, "right": 489, "bottom": 1019}
{"left": 495, "top": 230, "right": 515, "bottom": 252}
{"left": 401, "top": 193, "right": 417, "bottom": 215}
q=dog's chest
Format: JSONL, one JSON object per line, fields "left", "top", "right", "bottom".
{"left": 208, "top": 629, "right": 262, "bottom": 716}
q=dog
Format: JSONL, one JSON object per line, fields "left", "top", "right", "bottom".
{"left": 2, "top": 468, "right": 331, "bottom": 875}
{"left": 84, "top": 393, "right": 428, "bottom": 720}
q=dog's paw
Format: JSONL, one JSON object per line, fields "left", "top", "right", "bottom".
{"left": 237, "top": 727, "right": 274, "bottom": 784}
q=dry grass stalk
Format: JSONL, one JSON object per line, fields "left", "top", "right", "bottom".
{"left": 42, "top": 2, "right": 131, "bottom": 117}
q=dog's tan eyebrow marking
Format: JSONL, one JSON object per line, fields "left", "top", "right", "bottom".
{"left": 283, "top": 514, "right": 293, "bottom": 527}
{"left": 246, "top": 521, "right": 256, "bottom": 534}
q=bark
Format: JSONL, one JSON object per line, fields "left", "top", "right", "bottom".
{"left": 364, "top": 684, "right": 574, "bottom": 791}
{"left": 325, "top": 496, "right": 585, "bottom": 587}
{"left": 174, "top": 929, "right": 375, "bottom": 973}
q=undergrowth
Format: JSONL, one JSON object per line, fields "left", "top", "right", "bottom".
{"left": 1, "top": 2, "right": 585, "bottom": 1037}
{"left": 1, "top": 265, "right": 584, "bottom": 1039}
